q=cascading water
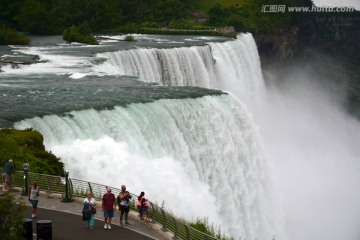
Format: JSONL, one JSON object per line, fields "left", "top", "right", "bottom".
{"left": 93, "top": 45, "right": 216, "bottom": 87}
{"left": 93, "top": 33, "right": 265, "bottom": 102}
{"left": 15, "top": 95, "right": 282, "bottom": 239}
{"left": 209, "top": 33, "right": 265, "bottom": 103}
{"left": 75, "top": 32, "right": 360, "bottom": 240}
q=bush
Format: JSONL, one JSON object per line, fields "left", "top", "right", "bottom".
{"left": 189, "top": 217, "right": 231, "bottom": 240}
{"left": 0, "top": 192, "right": 26, "bottom": 240}
{"left": 0, "top": 26, "right": 30, "bottom": 45}
{"left": 63, "top": 23, "right": 98, "bottom": 45}
{"left": 124, "top": 35, "right": 134, "bottom": 41}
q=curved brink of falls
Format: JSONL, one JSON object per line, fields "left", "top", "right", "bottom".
{"left": 93, "top": 33, "right": 265, "bottom": 103}
{"left": 15, "top": 94, "right": 281, "bottom": 239}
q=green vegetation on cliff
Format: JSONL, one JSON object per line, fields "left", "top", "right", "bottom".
{"left": 0, "top": 128, "right": 64, "bottom": 176}
{"left": 206, "top": 0, "right": 313, "bottom": 33}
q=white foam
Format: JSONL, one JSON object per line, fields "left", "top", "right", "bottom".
{"left": 15, "top": 95, "right": 282, "bottom": 239}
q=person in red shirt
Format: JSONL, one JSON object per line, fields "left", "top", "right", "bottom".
{"left": 102, "top": 188, "right": 116, "bottom": 229}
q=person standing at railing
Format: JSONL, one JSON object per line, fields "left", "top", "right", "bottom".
{"left": 83, "top": 192, "right": 97, "bottom": 229}
{"left": 102, "top": 188, "right": 116, "bottom": 230}
{"left": 2, "top": 159, "right": 14, "bottom": 191}
{"left": 117, "top": 185, "right": 132, "bottom": 225}
{"left": 28, "top": 182, "right": 40, "bottom": 218}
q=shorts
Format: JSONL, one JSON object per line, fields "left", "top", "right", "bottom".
{"left": 30, "top": 199, "right": 39, "bottom": 208}
{"left": 2, "top": 173, "right": 10, "bottom": 183}
{"left": 104, "top": 209, "right": 114, "bottom": 218}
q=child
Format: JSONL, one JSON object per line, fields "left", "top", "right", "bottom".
{"left": 137, "top": 192, "right": 145, "bottom": 219}
{"left": 141, "top": 198, "right": 151, "bottom": 222}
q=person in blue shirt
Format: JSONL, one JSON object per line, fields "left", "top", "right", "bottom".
{"left": 2, "top": 159, "right": 14, "bottom": 191}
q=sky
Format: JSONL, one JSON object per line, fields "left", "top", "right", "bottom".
{"left": 312, "top": 0, "right": 360, "bottom": 10}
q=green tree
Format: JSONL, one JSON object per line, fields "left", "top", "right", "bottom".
{"left": 207, "top": 0, "right": 314, "bottom": 33}
{"left": 0, "top": 192, "right": 26, "bottom": 240}
{"left": 208, "top": 4, "right": 229, "bottom": 26}
{"left": 16, "top": 0, "right": 53, "bottom": 34}
{"left": 0, "top": 0, "right": 23, "bottom": 28}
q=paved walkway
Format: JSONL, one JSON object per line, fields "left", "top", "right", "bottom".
{"left": 1, "top": 187, "right": 172, "bottom": 240}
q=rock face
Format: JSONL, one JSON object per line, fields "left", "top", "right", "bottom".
{"left": 254, "top": 26, "right": 299, "bottom": 64}
{"left": 253, "top": 12, "right": 360, "bottom": 118}
{"left": 254, "top": 13, "right": 360, "bottom": 63}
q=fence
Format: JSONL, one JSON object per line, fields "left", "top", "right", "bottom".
{"left": 5, "top": 170, "right": 219, "bottom": 240}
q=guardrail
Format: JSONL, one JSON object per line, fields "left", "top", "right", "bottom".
{"left": 5, "top": 171, "right": 219, "bottom": 240}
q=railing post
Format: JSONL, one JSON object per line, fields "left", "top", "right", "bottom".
{"left": 61, "top": 172, "right": 72, "bottom": 202}
{"left": 161, "top": 208, "right": 167, "bottom": 232}
{"left": 150, "top": 202, "right": 155, "bottom": 223}
{"left": 46, "top": 176, "right": 51, "bottom": 198}
{"left": 172, "top": 216, "right": 178, "bottom": 239}
{"left": 184, "top": 224, "right": 190, "bottom": 240}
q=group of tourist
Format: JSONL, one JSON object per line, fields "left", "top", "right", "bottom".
{"left": 2, "top": 159, "right": 152, "bottom": 229}
{"left": 82, "top": 184, "right": 151, "bottom": 230}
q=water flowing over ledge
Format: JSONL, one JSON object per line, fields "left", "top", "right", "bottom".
{"left": 15, "top": 94, "right": 281, "bottom": 239}
{"left": 93, "top": 33, "right": 265, "bottom": 102}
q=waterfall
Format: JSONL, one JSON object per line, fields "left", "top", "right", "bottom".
{"left": 15, "top": 94, "right": 281, "bottom": 239}
{"left": 93, "top": 45, "right": 216, "bottom": 88}
{"left": 209, "top": 33, "right": 265, "bottom": 103}
{"left": 93, "top": 33, "right": 265, "bottom": 102}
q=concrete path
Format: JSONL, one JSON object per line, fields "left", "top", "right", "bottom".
{"left": 24, "top": 207, "right": 155, "bottom": 240}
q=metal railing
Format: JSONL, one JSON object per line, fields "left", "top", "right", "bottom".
{"left": 6, "top": 171, "right": 219, "bottom": 240}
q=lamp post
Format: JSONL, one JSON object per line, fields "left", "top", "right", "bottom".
{"left": 21, "top": 163, "right": 30, "bottom": 196}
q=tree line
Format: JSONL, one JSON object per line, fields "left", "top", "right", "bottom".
{"left": 1, "top": 0, "right": 320, "bottom": 35}
{"left": 0, "top": 0, "right": 189, "bottom": 34}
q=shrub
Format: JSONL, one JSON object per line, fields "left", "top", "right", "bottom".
{"left": 0, "top": 192, "right": 26, "bottom": 240}
{"left": 0, "top": 26, "right": 30, "bottom": 45}
{"left": 63, "top": 23, "right": 98, "bottom": 45}
{"left": 124, "top": 35, "right": 134, "bottom": 41}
